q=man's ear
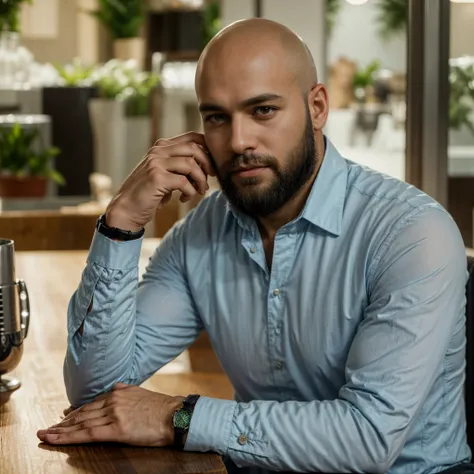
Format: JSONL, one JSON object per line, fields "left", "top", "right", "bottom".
{"left": 307, "top": 84, "right": 329, "bottom": 132}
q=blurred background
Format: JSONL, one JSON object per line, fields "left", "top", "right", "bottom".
{"left": 0, "top": 0, "right": 472, "bottom": 251}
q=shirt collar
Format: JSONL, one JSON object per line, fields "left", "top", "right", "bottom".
{"left": 225, "top": 137, "right": 347, "bottom": 237}
{"left": 298, "top": 137, "right": 347, "bottom": 236}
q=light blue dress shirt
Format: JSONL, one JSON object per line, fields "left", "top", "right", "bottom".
{"left": 64, "top": 139, "right": 471, "bottom": 474}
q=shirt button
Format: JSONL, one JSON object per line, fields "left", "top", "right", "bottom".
{"left": 250, "top": 247, "right": 257, "bottom": 254}
{"left": 275, "top": 361, "right": 283, "bottom": 370}
{"left": 275, "top": 323, "right": 282, "bottom": 335}
{"left": 273, "top": 288, "right": 280, "bottom": 297}
{"left": 238, "top": 434, "right": 248, "bottom": 445}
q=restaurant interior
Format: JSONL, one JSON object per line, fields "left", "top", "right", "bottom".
{"left": 1, "top": 0, "right": 474, "bottom": 473}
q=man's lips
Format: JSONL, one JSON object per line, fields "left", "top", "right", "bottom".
{"left": 232, "top": 166, "right": 269, "bottom": 177}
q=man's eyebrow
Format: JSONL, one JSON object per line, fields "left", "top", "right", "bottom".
{"left": 198, "top": 93, "right": 284, "bottom": 113}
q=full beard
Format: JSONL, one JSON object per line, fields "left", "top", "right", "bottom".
{"left": 213, "top": 107, "right": 317, "bottom": 218}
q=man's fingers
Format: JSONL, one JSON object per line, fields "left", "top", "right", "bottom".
{"left": 38, "top": 415, "right": 112, "bottom": 440}
{"left": 161, "top": 156, "right": 209, "bottom": 195}
{"left": 39, "top": 423, "right": 119, "bottom": 445}
{"left": 63, "top": 406, "right": 74, "bottom": 417}
{"left": 164, "top": 143, "right": 215, "bottom": 178}
{"left": 113, "top": 382, "right": 130, "bottom": 390}
{"left": 53, "top": 407, "right": 109, "bottom": 428}
{"left": 164, "top": 173, "right": 199, "bottom": 203}
{"left": 154, "top": 131, "right": 207, "bottom": 148}
{"left": 60, "top": 397, "right": 108, "bottom": 425}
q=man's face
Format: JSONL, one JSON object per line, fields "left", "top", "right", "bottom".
{"left": 196, "top": 51, "right": 317, "bottom": 217}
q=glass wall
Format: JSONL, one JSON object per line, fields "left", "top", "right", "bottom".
{"left": 324, "top": 0, "right": 407, "bottom": 182}
{"left": 448, "top": 0, "right": 474, "bottom": 248}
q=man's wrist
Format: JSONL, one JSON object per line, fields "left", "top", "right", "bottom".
{"left": 168, "top": 396, "right": 185, "bottom": 446}
{"left": 171, "top": 394, "right": 200, "bottom": 450}
{"left": 105, "top": 201, "right": 144, "bottom": 233}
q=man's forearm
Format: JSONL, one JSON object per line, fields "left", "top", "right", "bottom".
{"left": 63, "top": 231, "right": 143, "bottom": 408}
{"left": 185, "top": 396, "right": 400, "bottom": 473}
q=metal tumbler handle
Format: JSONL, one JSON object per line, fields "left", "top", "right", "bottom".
{"left": 17, "top": 279, "right": 30, "bottom": 340}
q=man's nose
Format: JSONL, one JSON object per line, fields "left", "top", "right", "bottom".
{"left": 230, "top": 116, "right": 258, "bottom": 155}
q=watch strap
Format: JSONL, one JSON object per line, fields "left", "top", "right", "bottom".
{"left": 173, "top": 394, "right": 200, "bottom": 450}
{"left": 96, "top": 214, "right": 145, "bottom": 242}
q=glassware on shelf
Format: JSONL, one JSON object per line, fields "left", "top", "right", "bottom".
{"left": 0, "top": 30, "right": 34, "bottom": 89}
{"left": 0, "top": 31, "right": 20, "bottom": 88}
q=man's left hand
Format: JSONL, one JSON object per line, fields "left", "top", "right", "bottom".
{"left": 37, "top": 383, "right": 184, "bottom": 446}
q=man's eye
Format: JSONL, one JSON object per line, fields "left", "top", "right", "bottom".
{"left": 254, "top": 106, "right": 277, "bottom": 116}
{"left": 205, "top": 114, "right": 226, "bottom": 124}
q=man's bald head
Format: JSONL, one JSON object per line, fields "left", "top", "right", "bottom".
{"left": 195, "top": 18, "right": 318, "bottom": 95}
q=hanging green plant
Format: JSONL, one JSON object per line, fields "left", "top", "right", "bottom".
{"left": 326, "top": 0, "right": 341, "bottom": 36}
{"left": 201, "top": 0, "right": 221, "bottom": 50}
{"left": 376, "top": 0, "right": 408, "bottom": 40}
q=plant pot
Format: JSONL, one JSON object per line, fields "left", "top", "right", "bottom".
{"left": 0, "top": 175, "right": 47, "bottom": 198}
{"left": 88, "top": 98, "right": 127, "bottom": 193}
{"left": 89, "top": 98, "right": 153, "bottom": 193}
{"left": 124, "top": 116, "right": 151, "bottom": 176}
{"left": 42, "top": 86, "right": 98, "bottom": 196}
{"left": 113, "top": 38, "right": 145, "bottom": 68}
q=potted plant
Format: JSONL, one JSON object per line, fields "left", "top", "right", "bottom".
{"left": 90, "top": 0, "right": 145, "bottom": 68}
{"left": 353, "top": 60, "right": 381, "bottom": 103}
{"left": 42, "top": 58, "right": 98, "bottom": 197}
{"left": 0, "top": 123, "right": 65, "bottom": 198}
{"left": 88, "top": 59, "right": 159, "bottom": 192}
{"left": 0, "top": 0, "right": 32, "bottom": 33}
{"left": 449, "top": 57, "right": 474, "bottom": 136}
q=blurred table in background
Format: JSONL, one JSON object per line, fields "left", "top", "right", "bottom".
{"left": 0, "top": 198, "right": 186, "bottom": 251}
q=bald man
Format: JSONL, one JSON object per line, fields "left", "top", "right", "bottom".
{"left": 38, "top": 19, "right": 472, "bottom": 474}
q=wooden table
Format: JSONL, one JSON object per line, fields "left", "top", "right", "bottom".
{"left": 0, "top": 242, "right": 234, "bottom": 473}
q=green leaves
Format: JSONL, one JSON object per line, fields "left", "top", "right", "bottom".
{"left": 90, "top": 0, "right": 144, "bottom": 39}
{"left": 0, "top": 0, "right": 33, "bottom": 32}
{"left": 54, "top": 59, "right": 95, "bottom": 87}
{"left": 201, "top": 0, "right": 221, "bottom": 50}
{"left": 376, "top": 0, "right": 408, "bottom": 40}
{"left": 91, "top": 59, "right": 160, "bottom": 116}
{"left": 326, "top": 0, "right": 341, "bottom": 36}
{"left": 449, "top": 60, "right": 474, "bottom": 134}
{"left": 0, "top": 123, "right": 65, "bottom": 184}
{"left": 353, "top": 60, "right": 381, "bottom": 89}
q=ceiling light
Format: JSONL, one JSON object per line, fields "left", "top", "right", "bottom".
{"left": 345, "top": 0, "right": 369, "bottom": 4}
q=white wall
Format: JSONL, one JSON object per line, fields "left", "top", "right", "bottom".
{"left": 220, "top": 0, "right": 327, "bottom": 83}
{"left": 451, "top": 3, "right": 474, "bottom": 58}
{"left": 328, "top": 1, "right": 406, "bottom": 72}
{"left": 261, "top": 0, "right": 327, "bottom": 84}
{"left": 221, "top": 0, "right": 254, "bottom": 26}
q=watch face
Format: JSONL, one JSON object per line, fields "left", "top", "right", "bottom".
{"left": 173, "top": 409, "right": 192, "bottom": 429}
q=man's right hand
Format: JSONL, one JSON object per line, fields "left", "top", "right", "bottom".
{"left": 105, "top": 132, "right": 216, "bottom": 232}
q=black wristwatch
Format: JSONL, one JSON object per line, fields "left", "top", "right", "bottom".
{"left": 96, "top": 214, "right": 145, "bottom": 241}
{"left": 172, "top": 394, "right": 201, "bottom": 450}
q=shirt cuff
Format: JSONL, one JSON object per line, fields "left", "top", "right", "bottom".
{"left": 184, "top": 396, "right": 237, "bottom": 455}
{"left": 87, "top": 230, "right": 143, "bottom": 271}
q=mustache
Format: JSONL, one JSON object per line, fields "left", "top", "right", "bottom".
{"left": 221, "top": 154, "right": 278, "bottom": 176}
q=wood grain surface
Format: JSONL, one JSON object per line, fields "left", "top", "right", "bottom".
{"left": 0, "top": 244, "right": 233, "bottom": 474}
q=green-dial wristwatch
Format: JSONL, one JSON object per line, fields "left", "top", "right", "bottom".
{"left": 173, "top": 394, "right": 200, "bottom": 450}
